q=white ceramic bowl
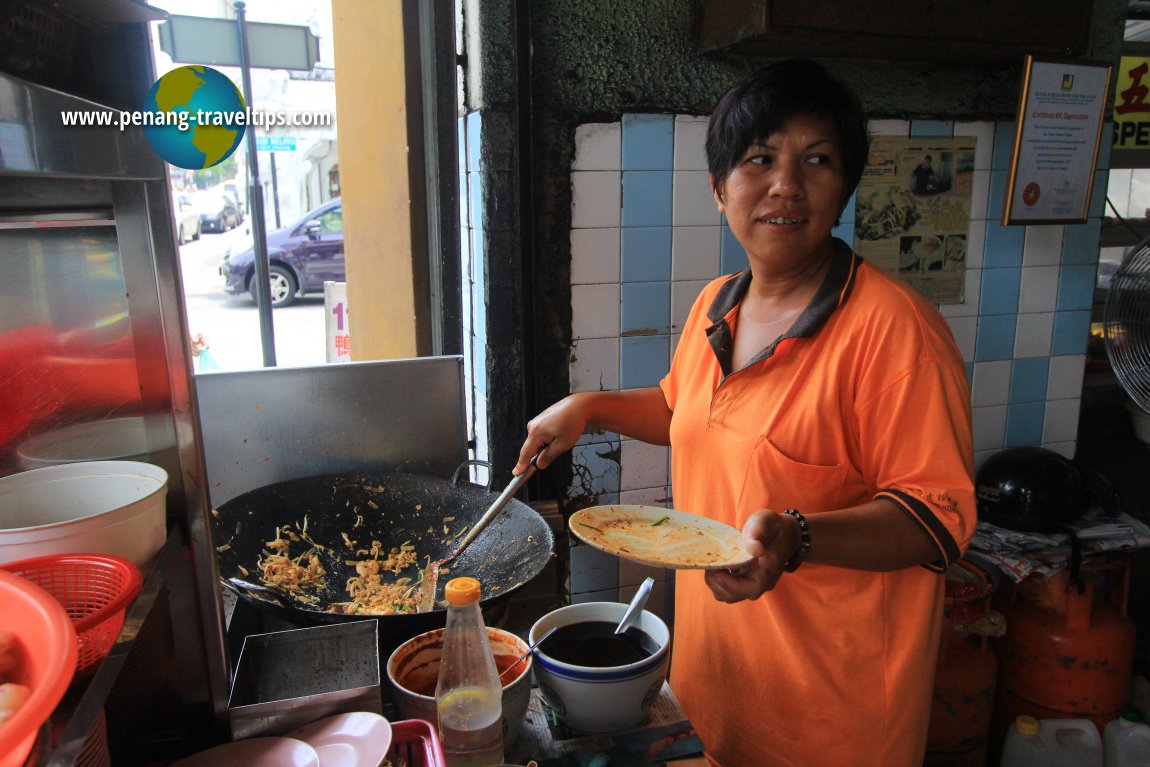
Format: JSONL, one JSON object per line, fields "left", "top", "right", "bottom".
{"left": 0, "top": 460, "right": 168, "bottom": 570}
{"left": 529, "top": 601, "right": 670, "bottom": 734}
{"left": 386, "top": 626, "right": 532, "bottom": 747}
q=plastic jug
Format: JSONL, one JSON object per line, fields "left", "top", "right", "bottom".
{"left": 1104, "top": 706, "right": 1150, "bottom": 767}
{"left": 1000, "top": 714, "right": 1102, "bottom": 767}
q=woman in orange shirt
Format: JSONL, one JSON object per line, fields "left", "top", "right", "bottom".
{"left": 516, "top": 59, "right": 976, "bottom": 766}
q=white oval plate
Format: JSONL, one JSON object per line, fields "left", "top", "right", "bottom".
{"left": 288, "top": 712, "right": 393, "bottom": 767}
{"left": 569, "top": 504, "right": 754, "bottom": 570}
{"left": 169, "top": 737, "right": 320, "bottom": 767}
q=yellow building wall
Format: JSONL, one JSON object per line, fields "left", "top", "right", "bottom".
{"left": 331, "top": 1, "right": 418, "bottom": 359}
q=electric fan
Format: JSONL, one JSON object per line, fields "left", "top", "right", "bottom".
{"left": 1103, "top": 236, "right": 1150, "bottom": 413}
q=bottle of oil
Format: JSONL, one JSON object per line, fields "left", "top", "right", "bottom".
{"left": 435, "top": 577, "right": 504, "bottom": 767}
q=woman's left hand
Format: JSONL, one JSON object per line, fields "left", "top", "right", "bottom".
{"left": 704, "top": 509, "right": 800, "bottom": 602}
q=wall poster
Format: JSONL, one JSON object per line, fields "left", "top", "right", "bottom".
{"left": 854, "top": 136, "right": 977, "bottom": 305}
{"left": 1003, "top": 55, "right": 1111, "bottom": 224}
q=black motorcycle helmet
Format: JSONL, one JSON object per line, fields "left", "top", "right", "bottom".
{"left": 975, "top": 447, "right": 1086, "bottom": 532}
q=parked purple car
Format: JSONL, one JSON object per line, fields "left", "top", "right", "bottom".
{"left": 220, "top": 197, "right": 343, "bottom": 308}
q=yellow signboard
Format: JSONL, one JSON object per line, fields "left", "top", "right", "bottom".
{"left": 1114, "top": 56, "right": 1150, "bottom": 151}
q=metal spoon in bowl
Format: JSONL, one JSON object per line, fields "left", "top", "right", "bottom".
{"left": 499, "top": 626, "right": 558, "bottom": 681}
{"left": 615, "top": 577, "right": 655, "bottom": 635}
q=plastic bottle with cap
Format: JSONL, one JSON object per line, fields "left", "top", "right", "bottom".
{"left": 435, "top": 577, "right": 504, "bottom": 767}
{"left": 1000, "top": 714, "right": 1102, "bottom": 767}
{"left": 1104, "top": 705, "right": 1150, "bottom": 767}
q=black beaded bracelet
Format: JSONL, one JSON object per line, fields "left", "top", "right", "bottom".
{"left": 782, "top": 508, "right": 810, "bottom": 572}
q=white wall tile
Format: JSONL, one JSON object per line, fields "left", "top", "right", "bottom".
{"left": 571, "top": 171, "right": 621, "bottom": 228}
{"left": 672, "top": 226, "right": 721, "bottom": 281}
{"left": 1018, "top": 266, "right": 1059, "bottom": 313}
{"left": 1043, "top": 398, "right": 1081, "bottom": 443}
{"left": 674, "top": 116, "right": 709, "bottom": 171}
{"left": 1041, "top": 441, "right": 1076, "bottom": 459}
{"left": 673, "top": 170, "right": 720, "bottom": 227}
{"left": 945, "top": 315, "right": 977, "bottom": 361}
{"left": 571, "top": 283, "right": 620, "bottom": 339}
{"left": 968, "top": 170, "right": 991, "bottom": 221}
{"left": 940, "top": 268, "right": 982, "bottom": 318}
{"left": 571, "top": 227, "right": 620, "bottom": 284}
{"left": 573, "top": 122, "right": 621, "bottom": 171}
{"left": 973, "top": 405, "right": 1007, "bottom": 451}
{"left": 974, "top": 450, "right": 999, "bottom": 473}
{"left": 621, "top": 438, "right": 670, "bottom": 490}
{"left": 620, "top": 487, "right": 671, "bottom": 506}
{"left": 1014, "top": 312, "right": 1054, "bottom": 359}
{"left": 1047, "top": 355, "right": 1086, "bottom": 400}
{"left": 867, "top": 119, "right": 909, "bottom": 136}
{"left": 618, "top": 557, "right": 668, "bottom": 588}
{"left": 954, "top": 121, "right": 996, "bottom": 171}
{"left": 972, "top": 360, "right": 1012, "bottom": 407}
{"left": 1023, "top": 225, "right": 1064, "bottom": 267}
{"left": 570, "top": 337, "right": 620, "bottom": 392}
{"left": 672, "top": 280, "right": 709, "bottom": 332}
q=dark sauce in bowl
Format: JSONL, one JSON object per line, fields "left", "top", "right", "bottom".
{"left": 539, "top": 621, "right": 658, "bottom": 667}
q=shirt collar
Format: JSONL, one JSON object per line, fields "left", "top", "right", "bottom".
{"left": 704, "top": 238, "right": 862, "bottom": 377}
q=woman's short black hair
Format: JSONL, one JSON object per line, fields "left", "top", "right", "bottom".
{"left": 705, "top": 59, "right": 870, "bottom": 209}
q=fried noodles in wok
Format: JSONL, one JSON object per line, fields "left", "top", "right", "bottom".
{"left": 256, "top": 521, "right": 430, "bottom": 614}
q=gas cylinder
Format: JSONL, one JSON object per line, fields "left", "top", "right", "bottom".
{"left": 924, "top": 559, "right": 1002, "bottom": 767}
{"left": 992, "top": 554, "right": 1136, "bottom": 757}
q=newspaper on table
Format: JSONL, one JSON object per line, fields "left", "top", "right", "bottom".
{"left": 507, "top": 681, "right": 703, "bottom": 764}
{"left": 966, "top": 512, "right": 1150, "bottom": 583}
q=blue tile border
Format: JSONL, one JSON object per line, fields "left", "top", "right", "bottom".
{"left": 1009, "top": 357, "right": 1050, "bottom": 403}
{"left": 910, "top": 120, "right": 954, "bottom": 137}
{"left": 1005, "top": 401, "right": 1046, "bottom": 447}
{"left": 983, "top": 220, "right": 1024, "bottom": 268}
{"left": 622, "top": 171, "right": 673, "bottom": 227}
{"left": 1051, "top": 310, "right": 1091, "bottom": 356}
{"left": 1062, "top": 220, "right": 1102, "bottom": 265}
{"left": 621, "top": 282, "right": 671, "bottom": 334}
{"left": 622, "top": 114, "right": 674, "bottom": 171}
{"left": 720, "top": 222, "right": 747, "bottom": 274}
{"left": 992, "top": 123, "right": 1017, "bottom": 170}
{"left": 621, "top": 335, "right": 670, "bottom": 388}
{"left": 980, "top": 267, "right": 1021, "bottom": 315}
{"left": 975, "top": 314, "right": 1018, "bottom": 361}
{"left": 1057, "top": 264, "right": 1099, "bottom": 312}
{"left": 621, "top": 226, "right": 672, "bottom": 282}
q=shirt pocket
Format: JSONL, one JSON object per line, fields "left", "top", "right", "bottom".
{"left": 736, "top": 435, "right": 849, "bottom": 521}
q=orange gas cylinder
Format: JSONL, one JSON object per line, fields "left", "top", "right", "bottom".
{"left": 992, "top": 554, "right": 1136, "bottom": 755}
{"left": 925, "top": 560, "right": 1002, "bottom": 767}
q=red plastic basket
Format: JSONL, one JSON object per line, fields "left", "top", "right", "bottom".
{"left": 1, "top": 554, "right": 142, "bottom": 678}
{"left": 387, "top": 719, "right": 446, "bottom": 767}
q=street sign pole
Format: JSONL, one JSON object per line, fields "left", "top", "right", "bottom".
{"left": 235, "top": 0, "right": 276, "bottom": 367}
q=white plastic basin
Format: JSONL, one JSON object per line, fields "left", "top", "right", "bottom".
{"left": 0, "top": 460, "right": 168, "bottom": 570}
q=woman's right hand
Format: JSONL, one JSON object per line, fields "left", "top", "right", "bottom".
{"left": 515, "top": 393, "right": 592, "bottom": 474}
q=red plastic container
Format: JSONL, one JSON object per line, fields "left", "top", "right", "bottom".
{"left": 2, "top": 554, "right": 142, "bottom": 678}
{"left": 0, "top": 569, "right": 77, "bottom": 767}
{"left": 387, "top": 719, "right": 446, "bottom": 767}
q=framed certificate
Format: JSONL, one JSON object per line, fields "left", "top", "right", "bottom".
{"left": 1003, "top": 55, "right": 1112, "bottom": 225}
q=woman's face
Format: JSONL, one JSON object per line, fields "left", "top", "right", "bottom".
{"left": 713, "top": 113, "right": 846, "bottom": 272}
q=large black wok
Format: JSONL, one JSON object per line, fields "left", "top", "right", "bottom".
{"left": 212, "top": 468, "right": 554, "bottom": 633}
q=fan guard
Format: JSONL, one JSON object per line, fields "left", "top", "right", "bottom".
{"left": 1103, "top": 237, "right": 1150, "bottom": 413}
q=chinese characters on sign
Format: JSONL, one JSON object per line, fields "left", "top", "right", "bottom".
{"left": 1114, "top": 56, "right": 1150, "bottom": 151}
{"left": 1004, "top": 56, "right": 1111, "bottom": 224}
{"left": 854, "top": 137, "right": 976, "bottom": 304}
{"left": 324, "top": 281, "right": 352, "bottom": 363}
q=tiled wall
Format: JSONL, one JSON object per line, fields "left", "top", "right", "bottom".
{"left": 565, "top": 113, "right": 1106, "bottom": 609}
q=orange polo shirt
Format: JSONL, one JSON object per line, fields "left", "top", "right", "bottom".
{"left": 660, "top": 242, "right": 976, "bottom": 767}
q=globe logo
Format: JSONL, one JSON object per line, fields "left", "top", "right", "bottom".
{"left": 142, "top": 65, "right": 247, "bottom": 170}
